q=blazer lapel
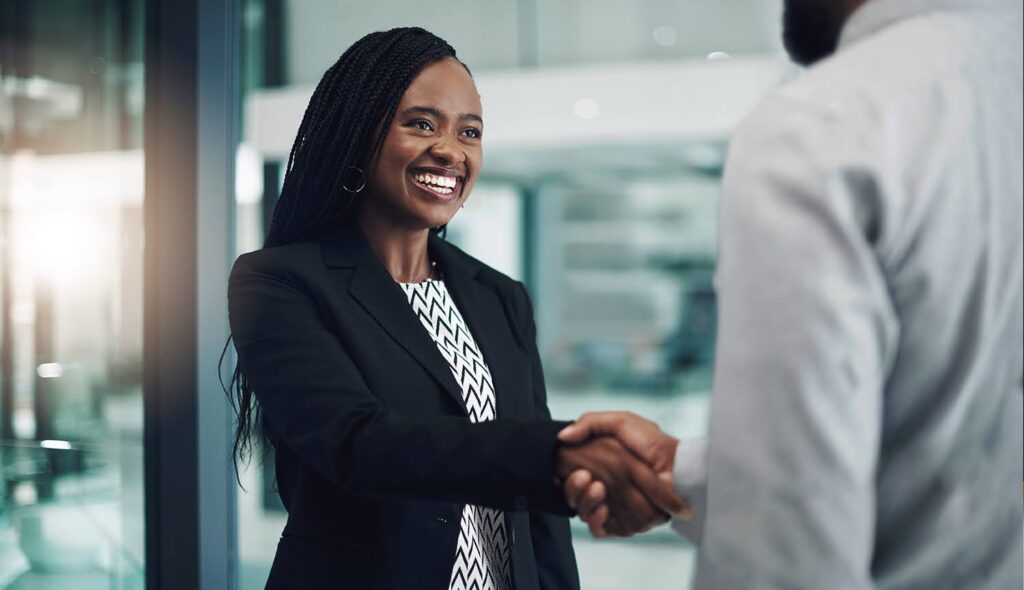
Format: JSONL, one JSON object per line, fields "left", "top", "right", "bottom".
{"left": 318, "top": 229, "right": 468, "bottom": 414}
{"left": 431, "top": 235, "right": 532, "bottom": 420}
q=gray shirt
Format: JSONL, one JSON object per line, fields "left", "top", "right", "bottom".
{"left": 673, "top": 0, "right": 1024, "bottom": 587}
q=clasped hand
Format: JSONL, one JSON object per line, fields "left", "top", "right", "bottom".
{"left": 555, "top": 412, "right": 691, "bottom": 538}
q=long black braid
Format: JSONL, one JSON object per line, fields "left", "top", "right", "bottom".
{"left": 222, "top": 27, "right": 469, "bottom": 478}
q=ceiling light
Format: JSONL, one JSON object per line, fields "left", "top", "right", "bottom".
{"left": 573, "top": 98, "right": 600, "bottom": 120}
{"left": 653, "top": 26, "right": 677, "bottom": 47}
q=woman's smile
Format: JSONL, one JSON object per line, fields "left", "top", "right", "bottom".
{"left": 408, "top": 166, "right": 464, "bottom": 201}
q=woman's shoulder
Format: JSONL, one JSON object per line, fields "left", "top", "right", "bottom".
{"left": 233, "top": 241, "right": 321, "bottom": 269}
{"left": 229, "top": 241, "right": 324, "bottom": 288}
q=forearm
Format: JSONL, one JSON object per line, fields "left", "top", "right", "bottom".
{"left": 250, "top": 375, "right": 571, "bottom": 513}
{"left": 333, "top": 410, "right": 572, "bottom": 513}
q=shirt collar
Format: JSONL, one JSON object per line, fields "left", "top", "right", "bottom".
{"left": 839, "top": 0, "right": 1016, "bottom": 49}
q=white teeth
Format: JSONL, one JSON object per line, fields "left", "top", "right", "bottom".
{"left": 413, "top": 172, "right": 459, "bottom": 190}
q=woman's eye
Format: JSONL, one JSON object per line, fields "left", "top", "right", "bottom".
{"left": 463, "top": 128, "right": 482, "bottom": 139}
{"left": 411, "top": 120, "right": 434, "bottom": 131}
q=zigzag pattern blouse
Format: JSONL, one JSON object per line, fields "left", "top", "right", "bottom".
{"left": 400, "top": 279, "right": 512, "bottom": 590}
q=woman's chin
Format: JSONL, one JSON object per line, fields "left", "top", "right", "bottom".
{"left": 417, "top": 206, "right": 461, "bottom": 230}
{"left": 429, "top": 215, "right": 457, "bottom": 230}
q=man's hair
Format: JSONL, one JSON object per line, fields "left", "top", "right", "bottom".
{"left": 782, "top": 0, "right": 848, "bottom": 66}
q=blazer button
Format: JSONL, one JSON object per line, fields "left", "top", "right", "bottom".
{"left": 511, "top": 528, "right": 516, "bottom": 546}
{"left": 435, "top": 516, "right": 448, "bottom": 525}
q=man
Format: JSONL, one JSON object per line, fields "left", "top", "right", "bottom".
{"left": 557, "top": 0, "right": 1024, "bottom": 587}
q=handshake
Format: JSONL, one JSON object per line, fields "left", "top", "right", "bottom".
{"left": 554, "top": 412, "right": 692, "bottom": 537}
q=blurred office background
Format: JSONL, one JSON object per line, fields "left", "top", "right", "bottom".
{"left": 0, "top": 1, "right": 789, "bottom": 588}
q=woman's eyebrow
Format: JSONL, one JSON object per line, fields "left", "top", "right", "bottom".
{"left": 402, "top": 105, "right": 443, "bottom": 119}
{"left": 402, "top": 105, "right": 482, "bottom": 125}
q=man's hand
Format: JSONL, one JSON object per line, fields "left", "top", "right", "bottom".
{"left": 560, "top": 411, "right": 680, "bottom": 474}
{"left": 559, "top": 412, "right": 692, "bottom": 536}
{"left": 556, "top": 434, "right": 688, "bottom": 537}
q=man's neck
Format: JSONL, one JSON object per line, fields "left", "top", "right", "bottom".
{"left": 842, "top": 0, "right": 871, "bottom": 24}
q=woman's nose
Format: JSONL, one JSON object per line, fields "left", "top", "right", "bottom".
{"left": 429, "top": 136, "right": 465, "bottom": 165}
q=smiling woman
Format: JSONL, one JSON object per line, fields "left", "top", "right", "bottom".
{"left": 223, "top": 28, "right": 587, "bottom": 590}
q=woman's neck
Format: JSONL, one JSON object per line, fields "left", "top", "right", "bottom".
{"left": 357, "top": 210, "right": 434, "bottom": 283}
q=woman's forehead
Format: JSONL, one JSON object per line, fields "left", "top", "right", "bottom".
{"left": 398, "top": 59, "right": 482, "bottom": 117}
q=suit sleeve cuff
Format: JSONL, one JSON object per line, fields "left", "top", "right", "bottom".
{"left": 513, "top": 420, "right": 574, "bottom": 516}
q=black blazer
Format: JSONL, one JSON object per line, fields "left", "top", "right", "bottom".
{"left": 228, "top": 226, "right": 579, "bottom": 590}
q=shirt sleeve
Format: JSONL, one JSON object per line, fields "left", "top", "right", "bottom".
{"left": 670, "top": 436, "right": 708, "bottom": 542}
{"left": 692, "top": 95, "right": 899, "bottom": 589}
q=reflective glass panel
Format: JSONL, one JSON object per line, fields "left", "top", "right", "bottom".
{"left": 0, "top": 1, "right": 146, "bottom": 588}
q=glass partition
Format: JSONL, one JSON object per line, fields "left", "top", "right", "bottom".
{"left": 0, "top": 1, "right": 146, "bottom": 587}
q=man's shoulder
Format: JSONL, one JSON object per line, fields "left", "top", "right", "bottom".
{"left": 745, "top": 52, "right": 893, "bottom": 139}
{"left": 756, "top": 8, "right": 982, "bottom": 129}
{"left": 733, "top": 13, "right": 969, "bottom": 158}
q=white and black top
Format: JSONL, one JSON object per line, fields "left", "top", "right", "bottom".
{"left": 399, "top": 279, "right": 512, "bottom": 590}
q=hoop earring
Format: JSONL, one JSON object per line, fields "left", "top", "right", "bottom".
{"left": 342, "top": 165, "right": 366, "bottom": 193}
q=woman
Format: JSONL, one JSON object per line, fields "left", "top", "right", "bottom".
{"left": 226, "top": 28, "right": 581, "bottom": 590}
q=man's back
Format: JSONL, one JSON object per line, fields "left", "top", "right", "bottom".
{"left": 819, "top": 2, "right": 1022, "bottom": 587}
{"left": 697, "top": 0, "right": 1023, "bottom": 587}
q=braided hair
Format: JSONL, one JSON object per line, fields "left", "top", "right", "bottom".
{"left": 224, "top": 27, "right": 469, "bottom": 476}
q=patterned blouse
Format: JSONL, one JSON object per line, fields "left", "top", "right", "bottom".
{"left": 399, "top": 279, "right": 512, "bottom": 590}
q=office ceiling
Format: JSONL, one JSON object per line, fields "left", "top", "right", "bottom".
{"left": 283, "top": 0, "right": 783, "bottom": 84}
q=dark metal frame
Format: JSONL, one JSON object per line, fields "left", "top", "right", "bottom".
{"left": 0, "top": 0, "right": 26, "bottom": 444}
{"left": 143, "top": 0, "right": 239, "bottom": 587}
